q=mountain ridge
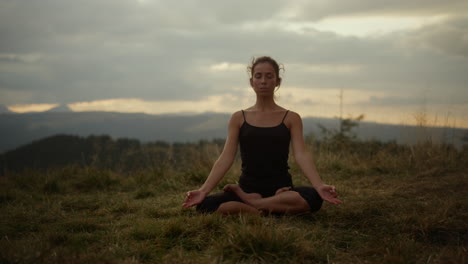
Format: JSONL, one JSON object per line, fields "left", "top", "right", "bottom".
{"left": 46, "top": 104, "right": 73, "bottom": 112}
{"left": 0, "top": 105, "right": 14, "bottom": 114}
{"left": 1, "top": 111, "right": 466, "bottom": 153}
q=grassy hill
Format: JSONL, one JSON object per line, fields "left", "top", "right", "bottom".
{"left": 0, "top": 135, "right": 467, "bottom": 263}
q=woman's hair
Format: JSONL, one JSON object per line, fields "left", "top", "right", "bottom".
{"left": 247, "top": 56, "right": 284, "bottom": 81}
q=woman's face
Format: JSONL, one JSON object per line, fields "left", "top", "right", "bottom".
{"left": 250, "top": 62, "right": 281, "bottom": 96}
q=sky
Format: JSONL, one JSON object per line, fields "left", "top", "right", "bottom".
{"left": 1, "top": 0, "right": 468, "bottom": 128}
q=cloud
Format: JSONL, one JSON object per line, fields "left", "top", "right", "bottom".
{"left": 209, "top": 62, "right": 245, "bottom": 72}
{"left": 365, "top": 95, "right": 429, "bottom": 106}
{"left": 67, "top": 94, "right": 248, "bottom": 115}
{"left": 404, "top": 16, "right": 468, "bottom": 58}
{"left": 0, "top": 53, "right": 43, "bottom": 63}
{"left": 293, "top": 0, "right": 468, "bottom": 21}
{"left": 0, "top": 0, "right": 467, "bottom": 128}
{"left": 8, "top": 103, "right": 58, "bottom": 113}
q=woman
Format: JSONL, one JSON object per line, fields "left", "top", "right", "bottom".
{"left": 183, "top": 56, "right": 341, "bottom": 215}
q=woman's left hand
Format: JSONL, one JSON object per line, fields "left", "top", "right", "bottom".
{"left": 316, "top": 184, "right": 342, "bottom": 205}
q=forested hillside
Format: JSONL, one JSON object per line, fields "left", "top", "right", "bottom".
{"left": 0, "top": 134, "right": 225, "bottom": 174}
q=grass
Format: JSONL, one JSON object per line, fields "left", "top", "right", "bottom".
{"left": 0, "top": 140, "right": 467, "bottom": 263}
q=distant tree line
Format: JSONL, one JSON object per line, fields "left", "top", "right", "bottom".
{"left": 0, "top": 134, "right": 225, "bottom": 175}
{"left": 1, "top": 129, "right": 467, "bottom": 176}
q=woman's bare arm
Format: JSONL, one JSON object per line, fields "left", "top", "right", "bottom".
{"left": 183, "top": 111, "right": 242, "bottom": 207}
{"left": 288, "top": 111, "right": 342, "bottom": 204}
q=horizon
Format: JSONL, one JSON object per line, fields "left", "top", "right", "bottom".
{"left": 3, "top": 101, "right": 467, "bottom": 130}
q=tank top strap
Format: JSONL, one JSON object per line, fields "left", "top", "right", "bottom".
{"left": 281, "top": 110, "right": 290, "bottom": 123}
{"left": 241, "top": 110, "right": 246, "bottom": 122}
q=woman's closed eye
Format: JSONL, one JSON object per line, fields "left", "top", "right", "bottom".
{"left": 254, "top": 73, "right": 274, "bottom": 79}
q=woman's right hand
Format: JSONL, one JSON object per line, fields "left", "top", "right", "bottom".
{"left": 182, "top": 190, "right": 207, "bottom": 208}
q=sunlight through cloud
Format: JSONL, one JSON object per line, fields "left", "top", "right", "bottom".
{"left": 68, "top": 96, "right": 243, "bottom": 115}
{"left": 8, "top": 104, "right": 59, "bottom": 113}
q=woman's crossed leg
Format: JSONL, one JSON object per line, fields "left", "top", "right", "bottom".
{"left": 222, "top": 184, "right": 310, "bottom": 215}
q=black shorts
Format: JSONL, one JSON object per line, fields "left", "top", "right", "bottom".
{"left": 196, "top": 186, "right": 323, "bottom": 214}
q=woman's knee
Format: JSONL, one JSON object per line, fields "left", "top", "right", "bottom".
{"left": 196, "top": 197, "right": 217, "bottom": 213}
{"left": 196, "top": 192, "right": 242, "bottom": 214}
{"left": 291, "top": 186, "right": 323, "bottom": 212}
{"left": 288, "top": 191, "right": 311, "bottom": 211}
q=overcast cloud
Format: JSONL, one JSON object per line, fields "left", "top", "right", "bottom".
{"left": 1, "top": 0, "right": 467, "bottom": 127}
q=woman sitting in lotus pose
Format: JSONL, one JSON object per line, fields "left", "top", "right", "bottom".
{"left": 183, "top": 56, "right": 342, "bottom": 215}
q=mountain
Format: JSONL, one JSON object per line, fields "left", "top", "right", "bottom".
{"left": 0, "top": 112, "right": 230, "bottom": 153}
{"left": 0, "top": 105, "right": 13, "bottom": 114}
{"left": 46, "top": 104, "right": 73, "bottom": 112}
{"left": 0, "top": 111, "right": 466, "bottom": 153}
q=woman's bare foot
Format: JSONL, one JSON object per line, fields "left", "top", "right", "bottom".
{"left": 275, "top": 186, "right": 292, "bottom": 195}
{"left": 223, "top": 184, "right": 262, "bottom": 205}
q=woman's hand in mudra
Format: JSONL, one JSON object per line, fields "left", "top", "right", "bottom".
{"left": 316, "top": 184, "right": 342, "bottom": 205}
{"left": 183, "top": 190, "right": 207, "bottom": 208}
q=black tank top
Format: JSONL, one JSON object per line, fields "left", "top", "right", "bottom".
{"left": 238, "top": 110, "right": 293, "bottom": 196}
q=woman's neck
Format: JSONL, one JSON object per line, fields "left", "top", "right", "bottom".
{"left": 253, "top": 95, "right": 278, "bottom": 112}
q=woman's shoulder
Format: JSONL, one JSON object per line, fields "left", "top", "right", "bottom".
{"left": 284, "top": 110, "right": 303, "bottom": 128}
{"left": 230, "top": 110, "right": 244, "bottom": 119}
{"left": 228, "top": 110, "right": 245, "bottom": 128}
{"left": 285, "top": 110, "right": 302, "bottom": 121}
